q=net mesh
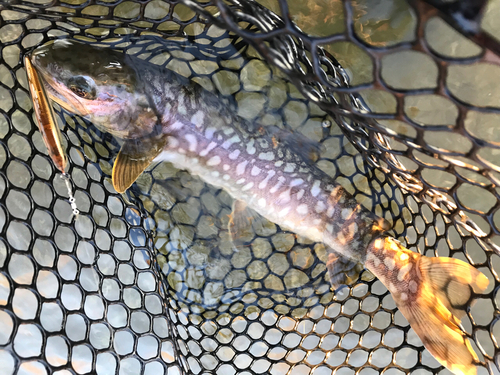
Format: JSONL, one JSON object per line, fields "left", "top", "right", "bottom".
{"left": 0, "top": 0, "right": 499, "bottom": 374}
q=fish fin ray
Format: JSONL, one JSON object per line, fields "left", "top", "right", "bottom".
{"left": 228, "top": 200, "right": 260, "bottom": 250}
{"left": 112, "top": 136, "right": 167, "bottom": 193}
{"left": 326, "top": 251, "right": 364, "bottom": 291}
{"left": 369, "top": 238, "right": 489, "bottom": 375}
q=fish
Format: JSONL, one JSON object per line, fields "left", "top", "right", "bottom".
{"left": 30, "top": 39, "right": 489, "bottom": 375}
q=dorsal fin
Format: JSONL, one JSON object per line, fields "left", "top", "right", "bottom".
{"left": 265, "top": 125, "right": 322, "bottom": 163}
{"left": 112, "top": 135, "right": 167, "bottom": 193}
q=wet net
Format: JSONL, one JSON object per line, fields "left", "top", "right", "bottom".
{"left": 0, "top": 0, "right": 499, "bottom": 374}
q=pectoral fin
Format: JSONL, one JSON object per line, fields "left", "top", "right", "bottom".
{"left": 112, "top": 135, "right": 167, "bottom": 193}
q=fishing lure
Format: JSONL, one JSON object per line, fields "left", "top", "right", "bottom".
{"left": 25, "top": 55, "right": 79, "bottom": 216}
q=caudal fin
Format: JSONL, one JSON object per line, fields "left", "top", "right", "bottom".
{"left": 366, "top": 237, "right": 489, "bottom": 375}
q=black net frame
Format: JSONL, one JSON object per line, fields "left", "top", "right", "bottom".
{"left": 0, "top": 1, "right": 499, "bottom": 375}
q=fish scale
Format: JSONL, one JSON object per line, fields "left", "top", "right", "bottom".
{"left": 31, "top": 39, "right": 490, "bottom": 375}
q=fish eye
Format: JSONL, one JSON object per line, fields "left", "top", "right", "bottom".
{"left": 67, "top": 75, "right": 96, "bottom": 99}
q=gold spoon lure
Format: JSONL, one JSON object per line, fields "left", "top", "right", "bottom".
{"left": 25, "top": 54, "right": 79, "bottom": 216}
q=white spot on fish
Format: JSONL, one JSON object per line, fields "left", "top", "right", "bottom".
{"left": 242, "top": 182, "right": 254, "bottom": 191}
{"left": 223, "top": 127, "right": 234, "bottom": 135}
{"left": 400, "top": 293, "right": 408, "bottom": 302}
{"left": 205, "top": 127, "right": 216, "bottom": 139}
{"left": 207, "top": 155, "right": 221, "bottom": 166}
{"left": 211, "top": 171, "right": 220, "bottom": 177}
{"left": 297, "top": 204, "right": 308, "bottom": 215}
{"left": 258, "top": 139, "right": 269, "bottom": 149}
{"left": 258, "top": 170, "right": 276, "bottom": 189}
{"left": 278, "top": 207, "right": 291, "bottom": 217}
{"left": 191, "top": 158, "right": 199, "bottom": 164}
{"left": 251, "top": 166, "right": 261, "bottom": 176}
{"left": 270, "top": 176, "right": 286, "bottom": 193}
{"left": 223, "top": 164, "right": 230, "bottom": 171}
{"left": 178, "top": 148, "right": 186, "bottom": 154}
{"left": 315, "top": 201, "right": 326, "bottom": 213}
{"left": 372, "top": 255, "right": 381, "bottom": 267}
{"left": 229, "top": 149, "right": 240, "bottom": 160}
{"left": 223, "top": 174, "right": 230, "bottom": 180}
{"left": 397, "top": 263, "right": 412, "bottom": 282}
{"left": 284, "top": 163, "right": 295, "bottom": 173}
{"left": 222, "top": 135, "right": 241, "bottom": 149}
{"left": 296, "top": 189, "right": 305, "bottom": 200}
{"left": 185, "top": 134, "right": 198, "bottom": 152}
{"left": 313, "top": 218, "right": 322, "bottom": 225}
{"left": 170, "top": 121, "right": 184, "bottom": 130}
{"left": 311, "top": 180, "right": 321, "bottom": 197}
{"left": 258, "top": 151, "right": 274, "bottom": 161}
{"left": 384, "top": 257, "right": 395, "bottom": 271}
{"left": 190, "top": 110, "right": 204, "bottom": 127}
{"left": 200, "top": 142, "right": 217, "bottom": 156}
{"left": 168, "top": 136, "right": 179, "bottom": 148}
{"left": 275, "top": 161, "right": 283, "bottom": 167}
{"left": 326, "top": 206, "right": 335, "bottom": 218}
{"left": 258, "top": 198, "right": 266, "bottom": 208}
{"left": 326, "top": 224, "right": 334, "bottom": 233}
{"left": 236, "top": 178, "right": 246, "bottom": 184}
{"left": 246, "top": 139, "right": 256, "bottom": 155}
{"left": 409, "top": 280, "right": 418, "bottom": 293}
{"left": 291, "top": 178, "right": 304, "bottom": 187}
{"left": 236, "top": 161, "right": 248, "bottom": 175}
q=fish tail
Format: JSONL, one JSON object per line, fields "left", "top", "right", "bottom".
{"left": 366, "top": 236, "right": 489, "bottom": 375}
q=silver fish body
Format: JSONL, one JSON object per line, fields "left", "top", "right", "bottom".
{"left": 140, "top": 65, "right": 387, "bottom": 262}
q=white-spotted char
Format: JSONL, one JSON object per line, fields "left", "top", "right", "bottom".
{"left": 32, "top": 39, "right": 489, "bottom": 375}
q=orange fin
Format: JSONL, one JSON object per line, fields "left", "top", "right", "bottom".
{"left": 366, "top": 237, "right": 489, "bottom": 375}
{"left": 326, "top": 251, "right": 364, "bottom": 291}
{"left": 112, "top": 136, "right": 167, "bottom": 193}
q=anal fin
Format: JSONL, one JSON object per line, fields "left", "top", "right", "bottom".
{"left": 112, "top": 135, "right": 167, "bottom": 193}
{"left": 326, "top": 251, "right": 365, "bottom": 292}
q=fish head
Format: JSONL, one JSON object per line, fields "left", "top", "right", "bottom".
{"left": 30, "top": 39, "right": 158, "bottom": 139}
